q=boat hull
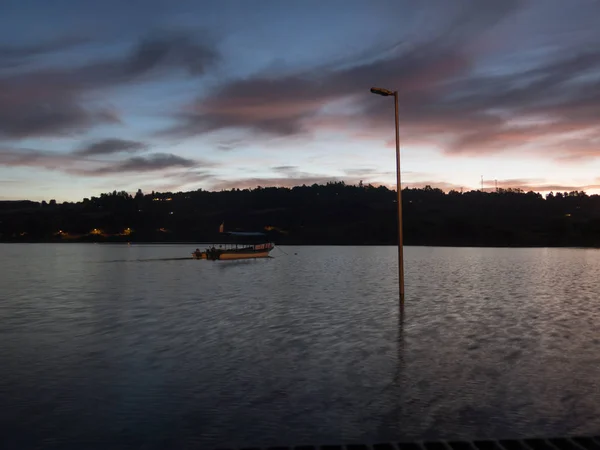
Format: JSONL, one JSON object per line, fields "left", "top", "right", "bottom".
{"left": 192, "top": 243, "right": 274, "bottom": 260}
{"left": 218, "top": 250, "right": 271, "bottom": 260}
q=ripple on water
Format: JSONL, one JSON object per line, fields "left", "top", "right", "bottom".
{"left": 1, "top": 244, "right": 600, "bottom": 448}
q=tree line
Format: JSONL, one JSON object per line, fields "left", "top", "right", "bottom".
{"left": 1, "top": 182, "right": 600, "bottom": 247}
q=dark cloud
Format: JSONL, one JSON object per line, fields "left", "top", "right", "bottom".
{"left": 0, "top": 101, "right": 120, "bottom": 139}
{"left": 89, "top": 153, "right": 199, "bottom": 175}
{"left": 0, "top": 35, "right": 90, "bottom": 68}
{"left": 46, "top": 30, "right": 219, "bottom": 90}
{"left": 33, "top": 30, "right": 217, "bottom": 88}
{"left": 126, "top": 32, "right": 218, "bottom": 78}
{"left": 75, "top": 139, "right": 148, "bottom": 156}
{"left": 0, "top": 148, "right": 75, "bottom": 170}
{"left": 216, "top": 138, "right": 245, "bottom": 152}
{"left": 162, "top": 0, "right": 522, "bottom": 138}
{"left": 271, "top": 165, "right": 298, "bottom": 173}
{"left": 359, "top": 42, "right": 600, "bottom": 159}
{"left": 0, "top": 30, "right": 218, "bottom": 139}
{"left": 161, "top": 0, "right": 600, "bottom": 162}
{"left": 0, "top": 147, "right": 214, "bottom": 178}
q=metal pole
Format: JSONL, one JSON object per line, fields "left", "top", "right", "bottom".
{"left": 394, "top": 91, "right": 405, "bottom": 307}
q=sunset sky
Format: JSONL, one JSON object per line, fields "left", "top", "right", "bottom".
{"left": 2, "top": 0, "right": 600, "bottom": 201}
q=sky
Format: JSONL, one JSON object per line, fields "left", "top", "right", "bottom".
{"left": 2, "top": 0, "right": 600, "bottom": 201}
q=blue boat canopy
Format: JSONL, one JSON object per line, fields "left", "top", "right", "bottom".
{"left": 226, "top": 231, "right": 266, "bottom": 237}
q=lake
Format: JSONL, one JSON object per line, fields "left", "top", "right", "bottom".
{"left": 1, "top": 244, "right": 599, "bottom": 449}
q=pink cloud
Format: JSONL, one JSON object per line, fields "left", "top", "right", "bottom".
{"left": 160, "top": 6, "right": 600, "bottom": 164}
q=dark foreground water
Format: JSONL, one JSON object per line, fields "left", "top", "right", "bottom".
{"left": 1, "top": 244, "right": 600, "bottom": 449}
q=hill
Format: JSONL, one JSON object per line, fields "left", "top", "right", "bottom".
{"left": 2, "top": 182, "right": 600, "bottom": 247}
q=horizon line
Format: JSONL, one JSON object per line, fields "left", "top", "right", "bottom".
{"left": 2, "top": 181, "right": 599, "bottom": 204}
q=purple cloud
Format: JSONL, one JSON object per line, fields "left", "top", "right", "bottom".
{"left": 159, "top": 0, "right": 600, "bottom": 162}
{"left": 75, "top": 139, "right": 148, "bottom": 156}
{"left": 83, "top": 153, "right": 200, "bottom": 175}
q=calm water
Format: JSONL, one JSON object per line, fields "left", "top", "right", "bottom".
{"left": 1, "top": 244, "right": 600, "bottom": 449}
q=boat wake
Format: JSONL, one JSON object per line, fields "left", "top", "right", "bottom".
{"left": 99, "top": 257, "right": 192, "bottom": 263}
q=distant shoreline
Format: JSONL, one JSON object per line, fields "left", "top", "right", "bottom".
{"left": 3, "top": 184, "right": 600, "bottom": 250}
{"left": 2, "top": 240, "right": 600, "bottom": 249}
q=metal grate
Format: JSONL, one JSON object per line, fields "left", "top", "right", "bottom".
{"left": 218, "top": 437, "right": 600, "bottom": 450}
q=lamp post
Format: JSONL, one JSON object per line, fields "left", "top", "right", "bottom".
{"left": 370, "top": 87, "right": 404, "bottom": 307}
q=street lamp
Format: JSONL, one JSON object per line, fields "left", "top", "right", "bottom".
{"left": 371, "top": 86, "right": 404, "bottom": 307}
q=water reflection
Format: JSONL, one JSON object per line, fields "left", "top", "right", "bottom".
{"left": 1, "top": 244, "right": 600, "bottom": 448}
{"left": 216, "top": 258, "right": 272, "bottom": 270}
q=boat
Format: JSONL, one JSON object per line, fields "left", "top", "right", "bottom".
{"left": 192, "top": 241, "right": 274, "bottom": 260}
{"left": 191, "top": 225, "right": 275, "bottom": 261}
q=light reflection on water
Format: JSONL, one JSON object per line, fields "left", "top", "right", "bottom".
{"left": 1, "top": 244, "right": 599, "bottom": 449}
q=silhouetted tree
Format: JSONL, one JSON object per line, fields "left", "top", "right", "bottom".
{"left": 1, "top": 183, "right": 600, "bottom": 246}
